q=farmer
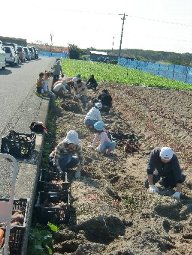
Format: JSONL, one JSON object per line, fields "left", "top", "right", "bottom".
{"left": 145, "top": 147, "right": 186, "bottom": 199}
{"left": 52, "top": 79, "right": 71, "bottom": 98}
{"left": 50, "top": 130, "right": 84, "bottom": 178}
{"left": 91, "top": 120, "right": 116, "bottom": 155}
{"left": 98, "top": 89, "right": 112, "bottom": 113}
{"left": 36, "top": 72, "right": 44, "bottom": 94}
{"left": 72, "top": 74, "right": 81, "bottom": 92}
{"left": 84, "top": 102, "right": 102, "bottom": 129}
{"left": 75, "top": 79, "right": 88, "bottom": 110}
{"left": 86, "top": 74, "right": 98, "bottom": 91}
{"left": 51, "top": 58, "right": 63, "bottom": 87}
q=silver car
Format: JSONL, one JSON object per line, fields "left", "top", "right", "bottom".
{"left": 23, "top": 47, "right": 32, "bottom": 61}
{"left": 3, "top": 45, "right": 19, "bottom": 66}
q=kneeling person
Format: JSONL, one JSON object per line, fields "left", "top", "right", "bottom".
{"left": 92, "top": 121, "right": 116, "bottom": 155}
{"left": 145, "top": 147, "right": 185, "bottom": 199}
{"left": 52, "top": 79, "right": 70, "bottom": 97}
{"left": 54, "top": 130, "right": 84, "bottom": 177}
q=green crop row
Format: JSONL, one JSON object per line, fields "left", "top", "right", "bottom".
{"left": 62, "top": 59, "right": 192, "bottom": 90}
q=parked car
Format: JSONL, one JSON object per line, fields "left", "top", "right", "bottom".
{"left": 17, "top": 46, "right": 26, "bottom": 62}
{"left": 28, "top": 47, "right": 35, "bottom": 60}
{"left": 23, "top": 47, "right": 31, "bottom": 61}
{"left": 32, "top": 47, "right": 39, "bottom": 59}
{"left": 3, "top": 45, "right": 20, "bottom": 66}
{"left": 0, "top": 41, "right": 6, "bottom": 69}
{"left": 3, "top": 42, "right": 18, "bottom": 52}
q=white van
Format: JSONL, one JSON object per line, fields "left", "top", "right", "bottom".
{"left": 0, "top": 41, "right": 6, "bottom": 69}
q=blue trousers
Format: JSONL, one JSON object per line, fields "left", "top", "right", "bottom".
{"left": 84, "top": 119, "right": 98, "bottom": 128}
{"left": 99, "top": 141, "right": 116, "bottom": 153}
{"left": 58, "top": 154, "right": 79, "bottom": 172}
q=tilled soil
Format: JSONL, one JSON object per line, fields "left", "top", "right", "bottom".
{"left": 52, "top": 83, "right": 192, "bottom": 255}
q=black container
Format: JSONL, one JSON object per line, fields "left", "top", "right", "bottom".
{"left": 39, "top": 169, "right": 61, "bottom": 182}
{"left": 38, "top": 191, "right": 69, "bottom": 204}
{"left": 0, "top": 198, "right": 30, "bottom": 255}
{"left": 1, "top": 130, "right": 36, "bottom": 159}
{"left": 35, "top": 191, "right": 70, "bottom": 224}
{"left": 38, "top": 180, "right": 71, "bottom": 192}
{"left": 36, "top": 206, "right": 71, "bottom": 224}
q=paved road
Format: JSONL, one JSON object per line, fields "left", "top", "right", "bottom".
{"left": 0, "top": 57, "right": 57, "bottom": 254}
{"left": 0, "top": 57, "right": 55, "bottom": 135}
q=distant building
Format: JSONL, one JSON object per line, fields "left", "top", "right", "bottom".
{"left": 90, "top": 50, "right": 108, "bottom": 62}
{"left": 0, "top": 36, "right": 27, "bottom": 46}
{"left": 90, "top": 50, "right": 118, "bottom": 64}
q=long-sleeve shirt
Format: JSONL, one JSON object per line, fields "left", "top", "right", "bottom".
{"left": 54, "top": 142, "right": 84, "bottom": 171}
{"left": 84, "top": 107, "right": 102, "bottom": 121}
{"left": 92, "top": 131, "right": 111, "bottom": 147}
{"left": 147, "top": 147, "right": 183, "bottom": 183}
{"left": 98, "top": 93, "right": 112, "bottom": 107}
{"left": 76, "top": 82, "right": 87, "bottom": 96}
{"left": 72, "top": 76, "right": 80, "bottom": 89}
{"left": 53, "top": 81, "right": 68, "bottom": 92}
{"left": 52, "top": 61, "right": 62, "bottom": 75}
{"left": 36, "top": 78, "right": 44, "bottom": 88}
{"left": 86, "top": 77, "right": 97, "bottom": 85}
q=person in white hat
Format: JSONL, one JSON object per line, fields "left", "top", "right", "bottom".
{"left": 84, "top": 102, "right": 102, "bottom": 130}
{"left": 72, "top": 74, "right": 81, "bottom": 92}
{"left": 91, "top": 121, "right": 116, "bottom": 155}
{"left": 145, "top": 147, "right": 186, "bottom": 199}
{"left": 52, "top": 130, "right": 84, "bottom": 178}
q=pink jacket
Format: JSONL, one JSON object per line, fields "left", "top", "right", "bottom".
{"left": 92, "top": 131, "right": 111, "bottom": 147}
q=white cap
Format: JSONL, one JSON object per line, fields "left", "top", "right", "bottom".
{"left": 160, "top": 147, "right": 173, "bottom": 160}
{"left": 95, "top": 102, "right": 102, "bottom": 109}
{"left": 63, "top": 130, "right": 80, "bottom": 145}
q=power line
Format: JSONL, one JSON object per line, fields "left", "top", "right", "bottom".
{"left": 123, "top": 30, "right": 192, "bottom": 44}
{"left": 59, "top": 9, "right": 192, "bottom": 28}
{"left": 128, "top": 15, "right": 192, "bottom": 28}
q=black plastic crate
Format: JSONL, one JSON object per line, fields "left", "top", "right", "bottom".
{"left": 38, "top": 191, "right": 69, "bottom": 204}
{"left": 1, "top": 131, "right": 36, "bottom": 159}
{"left": 0, "top": 198, "right": 30, "bottom": 255}
{"left": 10, "top": 198, "right": 29, "bottom": 255}
{"left": 39, "top": 169, "right": 61, "bottom": 182}
{"left": 39, "top": 169, "right": 70, "bottom": 183}
{"left": 38, "top": 180, "right": 71, "bottom": 192}
{"left": 35, "top": 192, "right": 70, "bottom": 224}
{"left": 36, "top": 205, "right": 71, "bottom": 225}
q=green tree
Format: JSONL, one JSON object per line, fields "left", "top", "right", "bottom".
{"left": 68, "top": 44, "right": 81, "bottom": 59}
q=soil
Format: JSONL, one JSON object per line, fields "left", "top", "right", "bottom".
{"left": 52, "top": 83, "right": 192, "bottom": 255}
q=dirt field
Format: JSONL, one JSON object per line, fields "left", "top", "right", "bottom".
{"left": 52, "top": 83, "right": 192, "bottom": 255}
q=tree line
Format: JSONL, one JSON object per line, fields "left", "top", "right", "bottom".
{"left": 107, "top": 49, "right": 192, "bottom": 67}
{"left": 68, "top": 44, "right": 192, "bottom": 67}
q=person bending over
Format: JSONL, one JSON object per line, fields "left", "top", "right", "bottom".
{"left": 145, "top": 147, "right": 186, "bottom": 199}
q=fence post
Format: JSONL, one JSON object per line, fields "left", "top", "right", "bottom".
{"left": 172, "top": 65, "right": 175, "bottom": 79}
{"left": 185, "top": 66, "right": 189, "bottom": 83}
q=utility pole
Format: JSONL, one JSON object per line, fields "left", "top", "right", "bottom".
{"left": 118, "top": 13, "right": 128, "bottom": 58}
{"left": 112, "top": 36, "right": 115, "bottom": 52}
{"left": 50, "top": 33, "right": 53, "bottom": 56}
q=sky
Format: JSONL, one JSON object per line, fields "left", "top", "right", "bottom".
{"left": 1, "top": 0, "right": 192, "bottom": 53}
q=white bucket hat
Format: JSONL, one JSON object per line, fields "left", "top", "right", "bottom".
{"left": 160, "top": 147, "right": 173, "bottom": 160}
{"left": 63, "top": 130, "right": 80, "bottom": 145}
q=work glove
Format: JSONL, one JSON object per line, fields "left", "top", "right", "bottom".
{"left": 172, "top": 191, "right": 181, "bottom": 200}
{"left": 75, "top": 170, "right": 81, "bottom": 179}
{"left": 148, "top": 185, "right": 159, "bottom": 193}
